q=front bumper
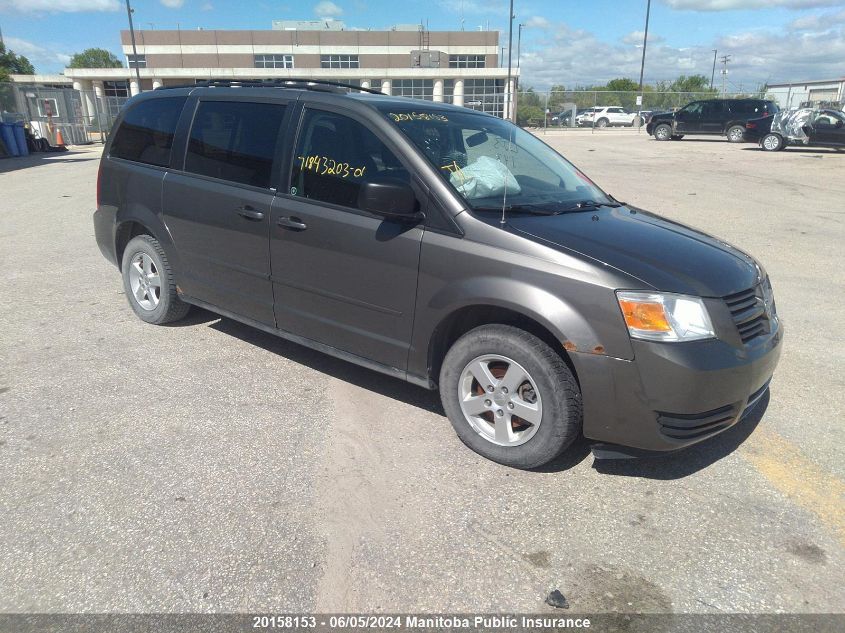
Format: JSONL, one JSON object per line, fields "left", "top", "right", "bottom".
{"left": 573, "top": 324, "right": 783, "bottom": 456}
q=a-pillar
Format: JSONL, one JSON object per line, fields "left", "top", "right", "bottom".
{"left": 453, "top": 79, "right": 464, "bottom": 107}
{"left": 380, "top": 79, "right": 391, "bottom": 96}
{"left": 433, "top": 78, "right": 444, "bottom": 103}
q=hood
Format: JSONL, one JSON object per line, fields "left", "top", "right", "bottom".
{"left": 506, "top": 205, "right": 761, "bottom": 297}
{"left": 653, "top": 111, "right": 675, "bottom": 120}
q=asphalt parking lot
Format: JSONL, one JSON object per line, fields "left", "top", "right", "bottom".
{"left": 1, "top": 133, "right": 843, "bottom": 615}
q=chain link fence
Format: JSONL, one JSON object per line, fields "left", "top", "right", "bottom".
{"left": 515, "top": 89, "right": 771, "bottom": 130}
{"left": 1, "top": 82, "right": 128, "bottom": 147}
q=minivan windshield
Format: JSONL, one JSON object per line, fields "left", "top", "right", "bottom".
{"left": 377, "top": 106, "right": 613, "bottom": 216}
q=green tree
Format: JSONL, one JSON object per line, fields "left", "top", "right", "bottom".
{"left": 670, "top": 74, "right": 714, "bottom": 94}
{"left": 518, "top": 86, "right": 542, "bottom": 108}
{"left": 516, "top": 104, "right": 545, "bottom": 127}
{"left": 547, "top": 84, "right": 568, "bottom": 111}
{"left": 0, "top": 41, "right": 35, "bottom": 81}
{"left": 69, "top": 48, "right": 122, "bottom": 69}
{"left": 605, "top": 78, "right": 639, "bottom": 92}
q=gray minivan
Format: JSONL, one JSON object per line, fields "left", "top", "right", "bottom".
{"left": 94, "top": 80, "right": 782, "bottom": 468}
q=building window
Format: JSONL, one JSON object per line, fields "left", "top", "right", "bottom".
{"left": 392, "top": 79, "right": 434, "bottom": 101}
{"left": 320, "top": 55, "right": 359, "bottom": 69}
{"left": 127, "top": 54, "right": 146, "bottom": 69}
{"left": 103, "top": 80, "right": 129, "bottom": 98}
{"left": 254, "top": 54, "right": 294, "bottom": 69}
{"left": 448, "top": 55, "right": 486, "bottom": 69}
{"left": 464, "top": 79, "right": 505, "bottom": 117}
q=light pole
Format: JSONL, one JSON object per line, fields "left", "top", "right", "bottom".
{"left": 125, "top": 0, "right": 142, "bottom": 93}
{"left": 710, "top": 49, "right": 717, "bottom": 90}
{"left": 636, "top": 0, "right": 652, "bottom": 129}
{"left": 505, "top": 0, "right": 515, "bottom": 121}
{"left": 517, "top": 23, "right": 524, "bottom": 69}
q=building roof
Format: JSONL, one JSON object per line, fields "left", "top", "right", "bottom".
{"left": 767, "top": 78, "right": 845, "bottom": 88}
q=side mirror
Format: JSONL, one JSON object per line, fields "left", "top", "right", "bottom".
{"left": 358, "top": 179, "right": 420, "bottom": 219}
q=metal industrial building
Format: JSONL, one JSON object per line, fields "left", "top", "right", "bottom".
{"left": 765, "top": 77, "right": 845, "bottom": 109}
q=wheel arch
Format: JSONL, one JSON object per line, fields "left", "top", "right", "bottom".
{"left": 426, "top": 303, "right": 582, "bottom": 390}
{"left": 114, "top": 210, "right": 178, "bottom": 273}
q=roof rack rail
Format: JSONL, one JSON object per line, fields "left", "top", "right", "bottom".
{"left": 156, "top": 78, "right": 384, "bottom": 95}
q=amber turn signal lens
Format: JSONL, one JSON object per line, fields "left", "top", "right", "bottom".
{"left": 618, "top": 299, "right": 672, "bottom": 332}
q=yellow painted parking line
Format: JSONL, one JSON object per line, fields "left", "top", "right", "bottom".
{"left": 741, "top": 428, "right": 845, "bottom": 547}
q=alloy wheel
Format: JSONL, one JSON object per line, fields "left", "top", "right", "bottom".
{"left": 458, "top": 354, "right": 543, "bottom": 447}
{"left": 128, "top": 252, "right": 161, "bottom": 311}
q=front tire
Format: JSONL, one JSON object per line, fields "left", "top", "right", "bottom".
{"left": 595, "top": 118, "right": 609, "bottom": 128}
{"left": 727, "top": 125, "right": 746, "bottom": 143}
{"left": 654, "top": 124, "right": 672, "bottom": 141}
{"left": 439, "top": 325, "right": 582, "bottom": 469}
{"left": 121, "top": 235, "right": 190, "bottom": 325}
{"left": 760, "top": 133, "right": 784, "bottom": 152}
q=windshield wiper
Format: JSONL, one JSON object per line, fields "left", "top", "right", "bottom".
{"left": 552, "top": 199, "right": 622, "bottom": 214}
{"left": 472, "top": 204, "right": 556, "bottom": 215}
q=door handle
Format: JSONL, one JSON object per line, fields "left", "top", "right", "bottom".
{"left": 235, "top": 205, "right": 265, "bottom": 221}
{"left": 277, "top": 216, "right": 308, "bottom": 231}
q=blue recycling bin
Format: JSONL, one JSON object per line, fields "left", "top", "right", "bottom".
{"left": 13, "top": 122, "right": 29, "bottom": 156}
{"left": 0, "top": 123, "right": 20, "bottom": 157}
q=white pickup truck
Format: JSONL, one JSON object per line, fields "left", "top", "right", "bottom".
{"left": 576, "top": 106, "right": 638, "bottom": 128}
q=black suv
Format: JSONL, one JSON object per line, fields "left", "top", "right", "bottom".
{"left": 94, "top": 80, "right": 782, "bottom": 468}
{"left": 647, "top": 98, "right": 779, "bottom": 142}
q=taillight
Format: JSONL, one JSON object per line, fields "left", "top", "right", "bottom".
{"left": 746, "top": 122, "right": 757, "bottom": 129}
{"left": 96, "top": 162, "right": 102, "bottom": 208}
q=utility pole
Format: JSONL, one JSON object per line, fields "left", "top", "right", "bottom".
{"left": 719, "top": 54, "right": 731, "bottom": 95}
{"left": 710, "top": 49, "right": 717, "bottom": 90}
{"left": 636, "top": 0, "right": 652, "bottom": 130}
{"left": 125, "top": 0, "right": 143, "bottom": 93}
{"left": 517, "top": 23, "right": 524, "bottom": 69}
{"left": 505, "top": 0, "right": 515, "bottom": 122}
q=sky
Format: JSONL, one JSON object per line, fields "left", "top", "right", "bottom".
{"left": 1, "top": 0, "right": 844, "bottom": 90}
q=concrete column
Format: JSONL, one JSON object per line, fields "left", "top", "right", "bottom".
{"left": 433, "top": 78, "right": 444, "bottom": 103}
{"left": 129, "top": 80, "right": 140, "bottom": 96}
{"left": 453, "top": 79, "right": 464, "bottom": 107}
{"left": 152, "top": 79, "right": 162, "bottom": 90}
{"left": 360, "top": 79, "right": 370, "bottom": 90}
{"left": 504, "top": 78, "right": 516, "bottom": 121}
{"left": 93, "top": 80, "right": 104, "bottom": 99}
{"left": 381, "top": 79, "right": 391, "bottom": 96}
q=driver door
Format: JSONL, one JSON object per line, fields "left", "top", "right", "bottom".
{"left": 269, "top": 105, "right": 425, "bottom": 371}
{"left": 810, "top": 111, "right": 845, "bottom": 146}
{"left": 675, "top": 102, "right": 702, "bottom": 133}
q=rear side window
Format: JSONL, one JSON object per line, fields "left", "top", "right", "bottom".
{"left": 110, "top": 97, "right": 186, "bottom": 167}
{"left": 185, "top": 100, "right": 287, "bottom": 188}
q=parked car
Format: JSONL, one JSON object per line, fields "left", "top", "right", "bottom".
{"left": 551, "top": 108, "right": 585, "bottom": 126}
{"left": 746, "top": 107, "right": 845, "bottom": 151}
{"left": 576, "top": 106, "right": 639, "bottom": 128}
{"left": 647, "top": 98, "right": 778, "bottom": 142}
{"left": 94, "top": 80, "right": 782, "bottom": 468}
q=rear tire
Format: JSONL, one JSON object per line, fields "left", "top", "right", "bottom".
{"left": 121, "top": 235, "right": 190, "bottom": 325}
{"left": 727, "top": 125, "right": 745, "bottom": 143}
{"left": 760, "top": 133, "right": 784, "bottom": 152}
{"left": 439, "top": 325, "right": 582, "bottom": 469}
{"left": 654, "top": 124, "right": 672, "bottom": 141}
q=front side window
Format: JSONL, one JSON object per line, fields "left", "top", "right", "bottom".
{"left": 110, "top": 97, "right": 186, "bottom": 167}
{"left": 290, "top": 109, "right": 410, "bottom": 210}
{"left": 320, "top": 54, "right": 359, "bottom": 69}
{"left": 380, "top": 106, "right": 610, "bottom": 214}
{"left": 185, "top": 100, "right": 287, "bottom": 188}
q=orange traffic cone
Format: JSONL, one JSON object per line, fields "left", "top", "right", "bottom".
{"left": 55, "top": 127, "right": 65, "bottom": 146}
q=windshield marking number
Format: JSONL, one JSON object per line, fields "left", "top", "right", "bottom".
{"left": 298, "top": 155, "right": 366, "bottom": 179}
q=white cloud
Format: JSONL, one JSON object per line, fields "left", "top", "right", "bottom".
{"left": 0, "top": 0, "right": 119, "bottom": 11}
{"left": 160, "top": 0, "right": 185, "bottom": 8}
{"left": 523, "top": 16, "right": 550, "bottom": 29}
{"left": 622, "top": 30, "right": 666, "bottom": 45}
{"left": 519, "top": 15, "right": 845, "bottom": 91}
{"left": 435, "top": 0, "right": 509, "bottom": 16}
{"left": 4, "top": 36, "right": 72, "bottom": 70}
{"left": 789, "top": 7, "right": 845, "bottom": 27}
{"left": 661, "top": 0, "right": 844, "bottom": 11}
{"left": 201, "top": 1, "right": 214, "bottom": 10}
{"left": 314, "top": 1, "right": 343, "bottom": 18}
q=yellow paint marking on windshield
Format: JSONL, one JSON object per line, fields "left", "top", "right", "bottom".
{"left": 389, "top": 112, "right": 449, "bottom": 122}
{"left": 441, "top": 160, "right": 467, "bottom": 184}
{"left": 741, "top": 427, "right": 845, "bottom": 546}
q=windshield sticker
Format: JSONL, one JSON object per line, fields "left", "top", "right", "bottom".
{"left": 388, "top": 112, "right": 449, "bottom": 123}
{"left": 297, "top": 155, "right": 367, "bottom": 179}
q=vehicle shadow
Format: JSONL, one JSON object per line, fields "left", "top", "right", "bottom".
{"left": 205, "top": 313, "right": 445, "bottom": 416}
{"left": 592, "top": 391, "right": 769, "bottom": 480}
{"left": 0, "top": 151, "right": 100, "bottom": 174}
{"left": 741, "top": 147, "right": 843, "bottom": 155}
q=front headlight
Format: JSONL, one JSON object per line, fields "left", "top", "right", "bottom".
{"left": 616, "top": 291, "right": 715, "bottom": 342}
